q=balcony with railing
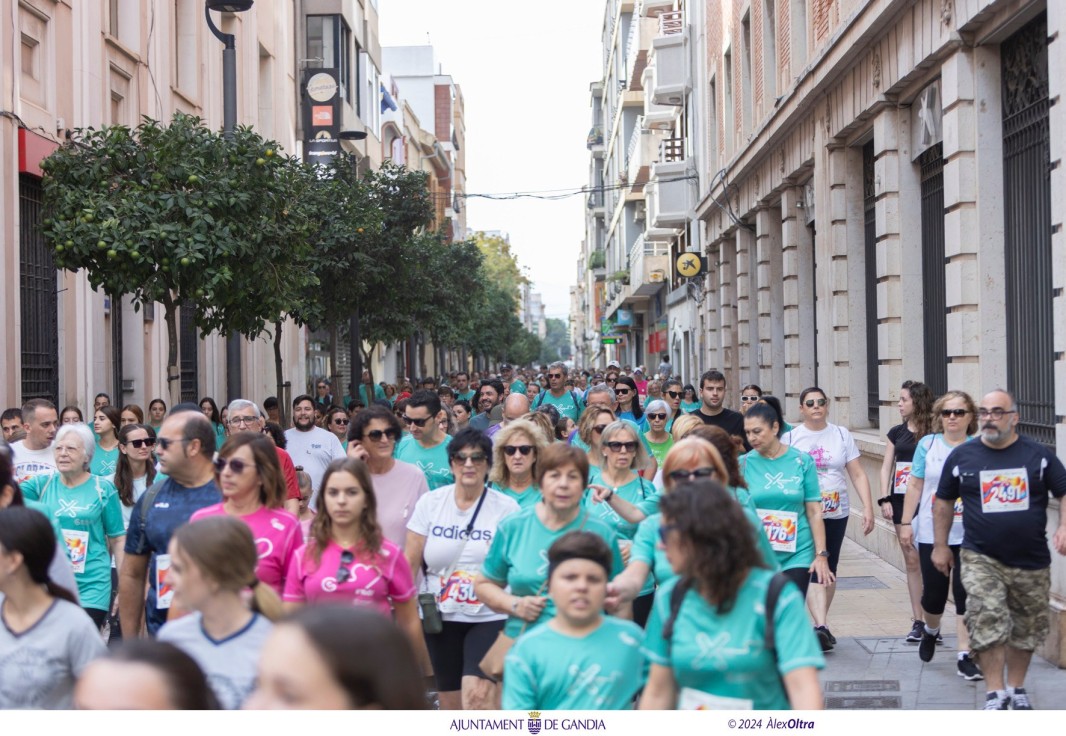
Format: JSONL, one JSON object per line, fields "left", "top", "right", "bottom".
{"left": 587, "top": 187, "right": 606, "bottom": 216}
{"left": 623, "top": 16, "right": 659, "bottom": 92}
{"left": 627, "top": 234, "right": 670, "bottom": 297}
{"left": 625, "top": 122, "right": 662, "bottom": 195}
{"left": 641, "top": 65, "right": 680, "bottom": 131}
{"left": 648, "top": 154, "right": 694, "bottom": 229}
{"left": 649, "top": 13, "right": 689, "bottom": 105}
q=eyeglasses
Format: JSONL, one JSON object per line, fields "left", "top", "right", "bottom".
{"left": 548, "top": 373, "right": 564, "bottom": 379}
{"left": 665, "top": 391, "right": 681, "bottom": 399}
{"left": 503, "top": 445, "right": 534, "bottom": 456}
{"left": 214, "top": 457, "right": 255, "bottom": 474}
{"left": 453, "top": 452, "right": 488, "bottom": 465}
{"left": 229, "top": 415, "right": 259, "bottom": 426}
{"left": 667, "top": 467, "right": 717, "bottom": 482}
{"left": 592, "top": 424, "right": 609, "bottom": 434}
{"left": 332, "top": 418, "right": 350, "bottom": 426}
{"left": 336, "top": 550, "right": 354, "bottom": 584}
{"left": 606, "top": 378, "right": 617, "bottom": 384}
{"left": 615, "top": 388, "right": 631, "bottom": 395}
{"left": 647, "top": 413, "right": 667, "bottom": 421}
{"left": 605, "top": 441, "right": 637, "bottom": 453}
{"left": 740, "top": 396, "right": 761, "bottom": 403}
{"left": 402, "top": 415, "right": 432, "bottom": 427}
{"left": 940, "top": 409, "right": 969, "bottom": 418}
{"left": 155, "top": 437, "right": 191, "bottom": 451}
{"left": 977, "top": 408, "right": 1015, "bottom": 420}
{"left": 657, "top": 524, "right": 679, "bottom": 544}
{"left": 803, "top": 398, "right": 828, "bottom": 408}
{"left": 365, "top": 428, "right": 400, "bottom": 442}
{"left": 122, "top": 438, "right": 156, "bottom": 449}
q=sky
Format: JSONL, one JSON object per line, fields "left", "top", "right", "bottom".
{"left": 378, "top": 1, "right": 605, "bottom": 321}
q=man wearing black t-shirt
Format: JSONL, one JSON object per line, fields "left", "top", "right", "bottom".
{"left": 935, "top": 390, "right": 1066, "bottom": 711}
{"left": 689, "top": 370, "right": 749, "bottom": 451}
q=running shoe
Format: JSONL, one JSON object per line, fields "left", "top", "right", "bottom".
{"left": 984, "top": 692, "right": 1009, "bottom": 710}
{"left": 918, "top": 628, "right": 937, "bottom": 662}
{"left": 815, "top": 625, "right": 834, "bottom": 652}
{"left": 1009, "top": 687, "right": 1033, "bottom": 710}
{"left": 906, "top": 620, "right": 924, "bottom": 642}
{"left": 956, "top": 653, "right": 984, "bottom": 681}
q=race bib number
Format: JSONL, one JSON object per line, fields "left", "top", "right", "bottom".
{"left": 155, "top": 553, "right": 174, "bottom": 610}
{"left": 757, "top": 509, "right": 798, "bottom": 553}
{"left": 980, "top": 469, "right": 1029, "bottom": 513}
{"left": 62, "top": 529, "right": 89, "bottom": 574}
{"left": 893, "top": 462, "right": 912, "bottom": 495}
{"left": 438, "top": 570, "right": 483, "bottom": 615}
{"left": 678, "top": 687, "right": 753, "bottom": 710}
{"left": 821, "top": 490, "right": 841, "bottom": 515}
{"left": 953, "top": 497, "right": 964, "bottom": 521}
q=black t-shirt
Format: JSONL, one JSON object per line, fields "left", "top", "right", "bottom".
{"left": 887, "top": 423, "right": 917, "bottom": 463}
{"left": 689, "top": 407, "right": 750, "bottom": 451}
{"left": 935, "top": 435, "right": 1066, "bottom": 569}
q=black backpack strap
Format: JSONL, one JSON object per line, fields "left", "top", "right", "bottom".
{"left": 763, "top": 571, "right": 791, "bottom": 661}
{"left": 663, "top": 576, "right": 693, "bottom": 656}
{"left": 531, "top": 391, "right": 544, "bottom": 410}
{"left": 138, "top": 479, "right": 168, "bottom": 532}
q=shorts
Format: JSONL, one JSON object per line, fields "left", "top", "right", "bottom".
{"left": 424, "top": 618, "right": 505, "bottom": 692}
{"left": 889, "top": 494, "right": 905, "bottom": 526}
{"left": 917, "top": 543, "right": 965, "bottom": 616}
{"left": 959, "top": 548, "right": 1050, "bottom": 653}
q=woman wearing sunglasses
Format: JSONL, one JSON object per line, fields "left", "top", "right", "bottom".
{"left": 613, "top": 376, "right": 647, "bottom": 432}
{"left": 680, "top": 384, "right": 701, "bottom": 414}
{"left": 898, "top": 391, "right": 981, "bottom": 680}
{"left": 404, "top": 429, "right": 520, "bottom": 710}
{"left": 282, "top": 457, "right": 426, "bottom": 668}
{"left": 158, "top": 516, "right": 282, "bottom": 709}
{"left": 323, "top": 407, "right": 350, "bottom": 451}
{"left": 191, "top": 434, "right": 301, "bottom": 595}
{"left": 574, "top": 406, "right": 617, "bottom": 472}
{"left": 739, "top": 384, "right": 763, "bottom": 414}
{"left": 643, "top": 399, "right": 674, "bottom": 470}
{"left": 781, "top": 387, "right": 875, "bottom": 651}
{"left": 641, "top": 482, "right": 825, "bottom": 710}
{"left": 490, "top": 420, "right": 549, "bottom": 512}
{"left": 115, "top": 424, "right": 157, "bottom": 531}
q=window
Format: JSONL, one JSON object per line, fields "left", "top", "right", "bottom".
{"left": 862, "top": 141, "right": 879, "bottom": 424}
{"left": 258, "top": 45, "right": 274, "bottom": 139}
{"left": 763, "top": 0, "right": 778, "bottom": 102}
{"left": 741, "top": 13, "right": 753, "bottom": 134}
{"left": 174, "top": 0, "right": 198, "bottom": 96}
{"left": 708, "top": 76, "right": 718, "bottom": 174}
{"left": 919, "top": 144, "right": 947, "bottom": 396}
{"left": 19, "top": 5, "right": 47, "bottom": 108}
{"left": 306, "top": 15, "right": 351, "bottom": 103}
{"left": 790, "top": 0, "right": 808, "bottom": 73}
{"left": 724, "top": 49, "right": 734, "bottom": 156}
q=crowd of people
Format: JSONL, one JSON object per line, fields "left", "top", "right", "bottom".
{"left": 1, "top": 359, "right": 1064, "bottom": 712}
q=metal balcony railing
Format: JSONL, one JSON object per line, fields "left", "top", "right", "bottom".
{"left": 659, "top": 10, "right": 683, "bottom": 36}
{"left": 659, "top": 136, "right": 685, "bottom": 163}
{"left": 626, "top": 124, "right": 642, "bottom": 172}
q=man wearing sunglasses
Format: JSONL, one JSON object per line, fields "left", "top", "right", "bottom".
{"left": 119, "top": 410, "right": 221, "bottom": 637}
{"left": 933, "top": 389, "right": 1066, "bottom": 711}
{"left": 531, "top": 361, "right": 585, "bottom": 422}
{"left": 226, "top": 399, "right": 301, "bottom": 517}
{"left": 691, "top": 370, "right": 749, "bottom": 451}
{"left": 395, "top": 390, "right": 454, "bottom": 491}
{"left": 284, "top": 394, "right": 346, "bottom": 505}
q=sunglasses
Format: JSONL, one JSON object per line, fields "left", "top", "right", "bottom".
{"left": 214, "top": 457, "right": 255, "bottom": 474}
{"left": 453, "top": 452, "right": 488, "bottom": 465}
{"left": 605, "top": 441, "right": 637, "bottom": 453}
{"left": 332, "top": 418, "right": 350, "bottom": 425}
{"left": 155, "top": 437, "right": 190, "bottom": 451}
{"left": 647, "top": 413, "right": 667, "bottom": 421}
{"left": 740, "top": 396, "right": 761, "bottom": 403}
{"left": 122, "top": 438, "right": 156, "bottom": 449}
{"left": 803, "top": 398, "right": 828, "bottom": 408}
{"left": 336, "top": 550, "right": 355, "bottom": 584}
{"left": 593, "top": 424, "right": 609, "bottom": 434}
{"left": 503, "top": 445, "right": 534, "bottom": 456}
{"left": 667, "top": 467, "right": 716, "bottom": 482}
{"left": 657, "top": 523, "right": 679, "bottom": 544}
{"left": 365, "top": 428, "right": 400, "bottom": 441}
{"left": 940, "top": 409, "right": 969, "bottom": 418}
{"left": 548, "top": 373, "right": 564, "bottom": 379}
{"left": 606, "top": 378, "right": 617, "bottom": 384}
{"left": 665, "top": 391, "right": 681, "bottom": 399}
{"left": 402, "top": 415, "right": 432, "bottom": 427}
{"left": 615, "top": 388, "right": 631, "bottom": 395}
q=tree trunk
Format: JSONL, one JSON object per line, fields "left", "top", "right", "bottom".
{"left": 329, "top": 324, "right": 339, "bottom": 392}
{"left": 162, "top": 293, "right": 181, "bottom": 407}
{"left": 360, "top": 343, "right": 375, "bottom": 404}
{"left": 273, "top": 319, "right": 287, "bottom": 426}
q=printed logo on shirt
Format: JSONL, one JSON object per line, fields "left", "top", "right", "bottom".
{"left": 980, "top": 469, "right": 1029, "bottom": 513}
{"left": 255, "top": 537, "right": 274, "bottom": 560}
{"left": 954, "top": 497, "right": 964, "bottom": 520}
{"left": 270, "top": 518, "right": 286, "bottom": 532}
{"left": 429, "top": 525, "right": 493, "bottom": 542}
{"left": 807, "top": 446, "right": 832, "bottom": 472}
{"left": 566, "top": 663, "right": 622, "bottom": 708}
{"left": 322, "top": 563, "right": 381, "bottom": 594}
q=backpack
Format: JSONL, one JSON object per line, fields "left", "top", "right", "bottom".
{"left": 531, "top": 389, "right": 583, "bottom": 411}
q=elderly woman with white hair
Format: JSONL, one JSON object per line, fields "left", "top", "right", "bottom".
{"left": 21, "top": 422, "right": 125, "bottom": 629}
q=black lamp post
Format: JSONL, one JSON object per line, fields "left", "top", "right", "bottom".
{"left": 205, "top": 0, "right": 253, "bottom": 402}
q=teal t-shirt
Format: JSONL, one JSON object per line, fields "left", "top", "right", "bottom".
{"left": 22, "top": 473, "right": 125, "bottom": 610}
{"left": 509, "top": 379, "right": 527, "bottom": 397}
{"left": 503, "top": 617, "right": 646, "bottom": 710}
{"left": 212, "top": 423, "right": 227, "bottom": 451}
{"left": 481, "top": 506, "right": 624, "bottom": 638}
{"left": 571, "top": 419, "right": 655, "bottom": 457}
{"left": 491, "top": 483, "right": 541, "bottom": 512}
{"left": 394, "top": 434, "right": 454, "bottom": 490}
{"left": 582, "top": 475, "right": 659, "bottom": 540}
{"left": 644, "top": 434, "right": 674, "bottom": 467}
{"left": 631, "top": 513, "right": 674, "bottom": 587}
{"left": 90, "top": 444, "right": 119, "bottom": 478}
{"left": 455, "top": 389, "right": 476, "bottom": 403}
{"left": 681, "top": 401, "right": 702, "bottom": 413}
{"left": 645, "top": 570, "right": 825, "bottom": 709}
{"left": 740, "top": 448, "right": 821, "bottom": 571}
{"left": 533, "top": 390, "right": 585, "bottom": 422}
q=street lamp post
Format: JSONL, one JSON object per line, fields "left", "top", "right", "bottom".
{"left": 205, "top": 1, "right": 253, "bottom": 402}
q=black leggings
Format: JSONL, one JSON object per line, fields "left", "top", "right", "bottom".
{"left": 823, "top": 517, "right": 848, "bottom": 574}
{"left": 783, "top": 566, "right": 811, "bottom": 600}
{"left": 84, "top": 607, "right": 108, "bottom": 629}
{"left": 918, "top": 543, "right": 966, "bottom": 615}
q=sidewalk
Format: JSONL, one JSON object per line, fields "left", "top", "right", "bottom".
{"left": 818, "top": 538, "right": 1066, "bottom": 710}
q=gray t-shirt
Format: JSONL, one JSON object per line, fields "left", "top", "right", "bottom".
{"left": 0, "top": 594, "right": 105, "bottom": 708}
{"left": 158, "top": 611, "right": 272, "bottom": 710}
{"left": 284, "top": 426, "right": 346, "bottom": 503}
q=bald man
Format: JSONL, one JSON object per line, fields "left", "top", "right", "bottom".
{"left": 487, "top": 394, "right": 530, "bottom": 439}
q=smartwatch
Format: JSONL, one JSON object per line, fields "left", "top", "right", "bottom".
{"left": 817, "top": 550, "right": 830, "bottom": 558}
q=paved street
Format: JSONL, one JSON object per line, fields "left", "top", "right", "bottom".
{"left": 821, "top": 539, "right": 1066, "bottom": 710}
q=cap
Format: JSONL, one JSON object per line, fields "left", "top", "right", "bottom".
{"left": 501, "top": 363, "right": 513, "bottom": 371}
{"left": 606, "top": 360, "right": 620, "bottom": 369}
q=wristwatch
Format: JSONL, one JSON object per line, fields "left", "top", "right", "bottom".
{"left": 817, "top": 550, "right": 830, "bottom": 558}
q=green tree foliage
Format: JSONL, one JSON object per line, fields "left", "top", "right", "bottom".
{"left": 539, "top": 318, "right": 571, "bottom": 364}
{"left": 41, "top": 113, "right": 316, "bottom": 399}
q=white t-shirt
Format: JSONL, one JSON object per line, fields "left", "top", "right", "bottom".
{"left": 120, "top": 475, "right": 149, "bottom": 531}
{"left": 11, "top": 441, "right": 57, "bottom": 484}
{"left": 0, "top": 595, "right": 105, "bottom": 709}
{"left": 158, "top": 611, "right": 272, "bottom": 710}
{"left": 407, "top": 485, "right": 520, "bottom": 623}
{"left": 782, "top": 423, "right": 860, "bottom": 520}
{"left": 910, "top": 434, "right": 966, "bottom": 546}
{"left": 284, "top": 427, "right": 346, "bottom": 505}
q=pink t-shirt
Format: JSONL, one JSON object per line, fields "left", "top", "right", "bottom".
{"left": 190, "top": 504, "right": 302, "bottom": 595}
{"left": 282, "top": 537, "right": 415, "bottom": 615}
{"left": 373, "top": 460, "right": 429, "bottom": 548}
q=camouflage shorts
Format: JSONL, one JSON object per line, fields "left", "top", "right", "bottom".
{"left": 959, "top": 548, "right": 1050, "bottom": 653}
